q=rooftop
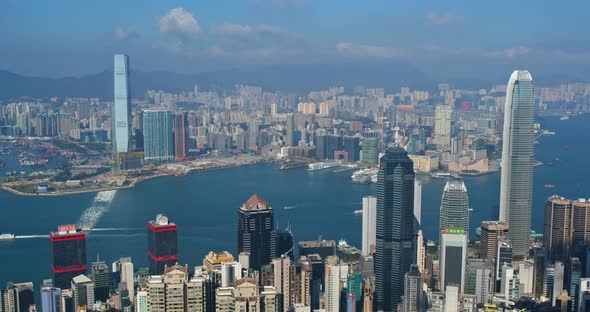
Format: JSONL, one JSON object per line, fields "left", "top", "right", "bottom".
{"left": 241, "top": 194, "right": 270, "bottom": 211}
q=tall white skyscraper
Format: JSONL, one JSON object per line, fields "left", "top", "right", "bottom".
{"left": 120, "top": 258, "right": 134, "bottom": 303}
{"left": 113, "top": 54, "right": 132, "bottom": 155}
{"left": 361, "top": 196, "right": 376, "bottom": 255}
{"left": 324, "top": 256, "right": 343, "bottom": 312}
{"left": 499, "top": 70, "right": 535, "bottom": 257}
{"left": 434, "top": 105, "right": 452, "bottom": 148}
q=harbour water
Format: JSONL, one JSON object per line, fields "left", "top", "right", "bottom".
{"left": 0, "top": 115, "right": 588, "bottom": 288}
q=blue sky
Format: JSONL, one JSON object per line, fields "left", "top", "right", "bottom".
{"left": 1, "top": 0, "right": 589, "bottom": 79}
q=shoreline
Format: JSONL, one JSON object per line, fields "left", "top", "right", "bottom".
{"left": 1, "top": 158, "right": 275, "bottom": 197}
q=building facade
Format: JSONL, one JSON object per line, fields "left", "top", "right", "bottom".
{"left": 112, "top": 54, "right": 132, "bottom": 155}
{"left": 237, "top": 194, "right": 276, "bottom": 271}
{"left": 375, "top": 147, "right": 415, "bottom": 311}
{"left": 499, "top": 70, "right": 535, "bottom": 256}
{"left": 143, "top": 110, "right": 174, "bottom": 162}
{"left": 147, "top": 214, "right": 178, "bottom": 275}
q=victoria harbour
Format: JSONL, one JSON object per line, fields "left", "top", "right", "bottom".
{"left": 0, "top": 114, "right": 586, "bottom": 287}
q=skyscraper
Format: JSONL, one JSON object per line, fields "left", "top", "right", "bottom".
{"left": 464, "top": 259, "right": 494, "bottom": 305}
{"left": 237, "top": 194, "right": 276, "bottom": 271}
{"left": 434, "top": 105, "right": 451, "bottom": 149}
{"left": 71, "top": 274, "right": 94, "bottom": 309}
{"left": 375, "top": 147, "right": 415, "bottom": 311}
{"left": 440, "top": 229, "right": 468, "bottom": 292}
{"left": 143, "top": 110, "right": 174, "bottom": 162}
{"left": 91, "top": 261, "right": 109, "bottom": 303}
{"left": 120, "top": 258, "right": 134, "bottom": 303}
{"left": 112, "top": 54, "right": 132, "bottom": 156}
{"left": 479, "top": 221, "right": 509, "bottom": 261}
{"left": 50, "top": 225, "right": 87, "bottom": 289}
{"left": 403, "top": 264, "right": 424, "bottom": 312}
{"left": 361, "top": 196, "right": 376, "bottom": 256}
{"left": 275, "top": 228, "right": 294, "bottom": 260}
{"left": 544, "top": 196, "right": 590, "bottom": 263}
{"left": 41, "top": 287, "right": 62, "bottom": 312}
{"left": 147, "top": 214, "right": 178, "bottom": 275}
{"left": 360, "top": 138, "right": 379, "bottom": 164}
{"left": 173, "top": 112, "right": 189, "bottom": 160}
{"left": 544, "top": 196, "right": 573, "bottom": 262}
{"left": 439, "top": 180, "right": 470, "bottom": 243}
{"left": 286, "top": 113, "right": 295, "bottom": 146}
{"left": 499, "top": 70, "right": 535, "bottom": 257}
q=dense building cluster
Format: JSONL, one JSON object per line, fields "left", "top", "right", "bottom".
{"left": 4, "top": 55, "right": 590, "bottom": 312}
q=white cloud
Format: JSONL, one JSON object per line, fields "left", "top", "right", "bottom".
{"left": 114, "top": 26, "right": 139, "bottom": 39}
{"left": 426, "top": 12, "right": 464, "bottom": 26}
{"left": 158, "top": 7, "right": 201, "bottom": 39}
{"left": 336, "top": 42, "right": 406, "bottom": 58}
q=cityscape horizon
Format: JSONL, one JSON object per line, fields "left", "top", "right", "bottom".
{"left": 2, "top": 2, "right": 590, "bottom": 312}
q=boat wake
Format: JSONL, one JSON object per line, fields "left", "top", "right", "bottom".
{"left": 77, "top": 190, "right": 116, "bottom": 229}
{"left": 92, "top": 227, "right": 141, "bottom": 232}
{"left": 15, "top": 235, "right": 49, "bottom": 239}
{"left": 283, "top": 205, "right": 298, "bottom": 210}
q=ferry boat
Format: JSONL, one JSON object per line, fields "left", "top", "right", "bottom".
{"left": 81, "top": 227, "right": 92, "bottom": 233}
{"left": 354, "top": 210, "right": 363, "bottom": 215}
{"left": 0, "top": 234, "right": 15, "bottom": 240}
{"left": 307, "top": 160, "right": 341, "bottom": 171}
{"left": 560, "top": 115, "right": 570, "bottom": 121}
{"left": 351, "top": 168, "right": 378, "bottom": 184}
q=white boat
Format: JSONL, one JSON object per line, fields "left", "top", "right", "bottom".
{"left": 560, "top": 115, "right": 569, "bottom": 121}
{"left": 308, "top": 161, "right": 341, "bottom": 171}
{"left": 0, "top": 234, "right": 15, "bottom": 240}
{"left": 351, "top": 168, "right": 378, "bottom": 184}
{"left": 354, "top": 210, "right": 363, "bottom": 215}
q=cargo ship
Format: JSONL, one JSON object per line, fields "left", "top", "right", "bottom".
{"left": 307, "top": 160, "right": 341, "bottom": 171}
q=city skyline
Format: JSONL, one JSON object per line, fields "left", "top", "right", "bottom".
{"left": 3, "top": 2, "right": 590, "bottom": 311}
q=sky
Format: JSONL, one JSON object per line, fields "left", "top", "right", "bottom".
{"left": 1, "top": 0, "right": 590, "bottom": 80}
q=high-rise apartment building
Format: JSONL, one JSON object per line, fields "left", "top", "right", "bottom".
{"left": 375, "top": 147, "right": 415, "bottom": 311}
{"left": 403, "top": 264, "right": 424, "bottom": 312}
{"left": 439, "top": 180, "right": 470, "bottom": 243}
{"left": 50, "top": 224, "right": 87, "bottom": 289}
{"left": 434, "top": 105, "right": 451, "bottom": 148}
{"left": 143, "top": 110, "right": 174, "bottom": 162}
{"left": 112, "top": 54, "right": 132, "bottom": 156}
{"left": 499, "top": 70, "right": 535, "bottom": 257}
{"left": 237, "top": 194, "right": 276, "bottom": 271}
{"left": 147, "top": 214, "right": 178, "bottom": 275}
{"left": 147, "top": 264, "right": 206, "bottom": 312}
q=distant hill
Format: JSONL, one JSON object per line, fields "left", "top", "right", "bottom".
{"left": 0, "top": 62, "right": 585, "bottom": 100}
{"left": 0, "top": 61, "right": 433, "bottom": 100}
